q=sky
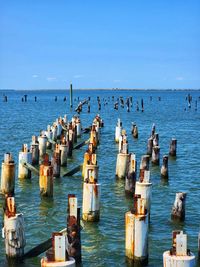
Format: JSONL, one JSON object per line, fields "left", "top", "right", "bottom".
{"left": 0, "top": 0, "right": 200, "bottom": 90}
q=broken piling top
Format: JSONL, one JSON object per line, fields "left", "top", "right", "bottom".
{"left": 163, "top": 231, "right": 195, "bottom": 267}
{"left": 132, "top": 194, "right": 147, "bottom": 216}
{"left": 171, "top": 192, "right": 187, "bottom": 221}
{"left": 3, "top": 153, "right": 14, "bottom": 164}
{"left": 22, "top": 143, "right": 29, "bottom": 153}
{"left": 4, "top": 195, "right": 16, "bottom": 218}
{"left": 151, "top": 123, "right": 156, "bottom": 137}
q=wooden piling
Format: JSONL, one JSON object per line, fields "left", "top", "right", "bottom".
{"left": 31, "top": 136, "right": 39, "bottom": 165}
{"left": 151, "top": 146, "right": 160, "bottom": 165}
{"left": 169, "top": 138, "right": 177, "bottom": 157}
{"left": 161, "top": 155, "right": 168, "bottom": 179}
{"left": 171, "top": 192, "right": 186, "bottom": 221}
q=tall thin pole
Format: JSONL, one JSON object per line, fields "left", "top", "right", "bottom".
{"left": 70, "top": 82, "right": 73, "bottom": 108}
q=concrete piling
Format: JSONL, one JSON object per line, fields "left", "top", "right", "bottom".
{"left": 169, "top": 138, "right": 177, "bottom": 157}
{"left": 115, "top": 118, "right": 122, "bottom": 143}
{"left": 163, "top": 231, "right": 195, "bottom": 267}
{"left": 125, "top": 153, "right": 137, "bottom": 196}
{"left": 39, "top": 154, "right": 53, "bottom": 197}
{"left": 125, "top": 195, "right": 148, "bottom": 265}
{"left": 116, "top": 131, "right": 129, "bottom": 179}
{"left": 18, "top": 144, "right": 32, "bottom": 179}
{"left": 171, "top": 192, "right": 186, "bottom": 221}
{"left": 82, "top": 157, "right": 100, "bottom": 221}
{"left": 38, "top": 134, "right": 48, "bottom": 158}
{"left": 135, "top": 170, "right": 152, "bottom": 217}
{"left": 31, "top": 136, "right": 39, "bottom": 165}
{"left": 76, "top": 117, "right": 81, "bottom": 138}
{"left": 46, "top": 125, "right": 53, "bottom": 149}
{"left": 41, "top": 234, "right": 75, "bottom": 267}
{"left": 3, "top": 196, "right": 26, "bottom": 259}
{"left": 161, "top": 155, "right": 169, "bottom": 179}
{"left": 52, "top": 125, "right": 57, "bottom": 142}
{"left": 60, "top": 141, "right": 68, "bottom": 167}
{"left": 1, "top": 153, "right": 15, "bottom": 195}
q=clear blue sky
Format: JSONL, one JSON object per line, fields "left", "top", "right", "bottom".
{"left": 0, "top": 0, "right": 199, "bottom": 89}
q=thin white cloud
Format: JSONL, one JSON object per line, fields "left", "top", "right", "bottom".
{"left": 46, "top": 77, "right": 57, "bottom": 81}
{"left": 113, "top": 79, "right": 121, "bottom": 83}
{"left": 73, "top": 74, "right": 84, "bottom": 79}
{"left": 176, "top": 76, "right": 184, "bottom": 81}
{"left": 32, "top": 74, "right": 38, "bottom": 78}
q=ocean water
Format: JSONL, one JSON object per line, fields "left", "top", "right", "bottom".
{"left": 0, "top": 89, "right": 200, "bottom": 267}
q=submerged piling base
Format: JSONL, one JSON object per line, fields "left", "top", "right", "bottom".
{"left": 82, "top": 210, "right": 100, "bottom": 222}
{"left": 163, "top": 251, "right": 195, "bottom": 267}
{"left": 41, "top": 257, "right": 75, "bottom": 267}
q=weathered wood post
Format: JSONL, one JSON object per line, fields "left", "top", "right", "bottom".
{"left": 3, "top": 196, "right": 26, "bottom": 259}
{"left": 152, "top": 146, "right": 160, "bottom": 165}
{"left": 147, "top": 137, "right": 153, "bottom": 156}
{"left": 131, "top": 122, "right": 138, "bottom": 138}
{"left": 139, "top": 155, "right": 150, "bottom": 181}
{"left": 52, "top": 144, "right": 61, "bottom": 178}
{"left": 163, "top": 231, "right": 195, "bottom": 267}
{"left": 169, "top": 138, "right": 177, "bottom": 157}
{"left": 135, "top": 170, "right": 152, "bottom": 217}
{"left": 151, "top": 123, "right": 156, "bottom": 138}
{"left": 161, "top": 155, "right": 169, "bottom": 179}
{"left": 171, "top": 192, "right": 186, "bottom": 221}
{"left": 31, "top": 136, "right": 39, "bottom": 165}
{"left": 82, "top": 154, "right": 100, "bottom": 222}
{"left": 39, "top": 154, "right": 53, "bottom": 197}
{"left": 67, "top": 125, "right": 74, "bottom": 157}
{"left": 38, "top": 134, "right": 48, "bottom": 158}
{"left": 67, "top": 194, "right": 81, "bottom": 263}
{"left": 153, "top": 133, "right": 159, "bottom": 147}
{"left": 115, "top": 118, "right": 122, "bottom": 143}
{"left": 70, "top": 82, "right": 73, "bottom": 108}
{"left": 125, "top": 195, "right": 148, "bottom": 265}
{"left": 18, "top": 144, "right": 32, "bottom": 179}
{"left": 1, "top": 153, "right": 15, "bottom": 195}
{"left": 125, "top": 153, "right": 137, "bottom": 196}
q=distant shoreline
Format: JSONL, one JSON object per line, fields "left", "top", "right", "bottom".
{"left": 0, "top": 88, "right": 200, "bottom": 92}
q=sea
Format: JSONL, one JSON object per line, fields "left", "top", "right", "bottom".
{"left": 0, "top": 89, "right": 200, "bottom": 267}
